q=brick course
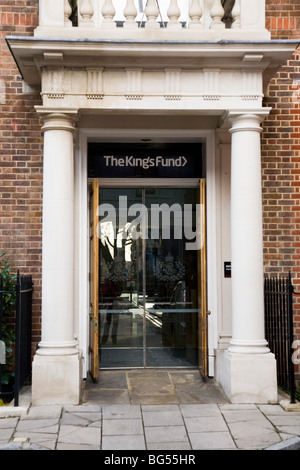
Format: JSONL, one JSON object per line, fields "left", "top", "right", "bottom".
{"left": 0, "top": 0, "right": 42, "bottom": 355}
{"left": 263, "top": 0, "right": 300, "bottom": 384}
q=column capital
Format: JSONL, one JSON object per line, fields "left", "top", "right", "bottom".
{"left": 224, "top": 108, "right": 272, "bottom": 134}
{"left": 35, "top": 106, "right": 78, "bottom": 132}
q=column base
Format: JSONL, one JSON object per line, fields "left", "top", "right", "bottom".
{"left": 216, "top": 349, "right": 278, "bottom": 404}
{"left": 32, "top": 353, "right": 83, "bottom": 406}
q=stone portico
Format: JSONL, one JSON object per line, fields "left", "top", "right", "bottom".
{"left": 6, "top": 0, "right": 298, "bottom": 405}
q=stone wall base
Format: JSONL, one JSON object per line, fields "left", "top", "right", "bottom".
{"left": 216, "top": 349, "right": 278, "bottom": 404}
{"left": 32, "top": 353, "right": 83, "bottom": 406}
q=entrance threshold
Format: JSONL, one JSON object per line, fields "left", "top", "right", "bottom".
{"left": 83, "top": 369, "right": 229, "bottom": 405}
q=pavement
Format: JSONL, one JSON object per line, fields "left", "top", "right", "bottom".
{"left": 0, "top": 370, "right": 300, "bottom": 451}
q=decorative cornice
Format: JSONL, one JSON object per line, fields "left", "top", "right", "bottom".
{"left": 35, "top": 106, "right": 79, "bottom": 132}
{"left": 225, "top": 108, "right": 272, "bottom": 134}
{"left": 6, "top": 35, "right": 298, "bottom": 88}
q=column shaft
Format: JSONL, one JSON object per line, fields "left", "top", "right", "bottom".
{"left": 229, "top": 113, "right": 269, "bottom": 354}
{"left": 216, "top": 110, "right": 277, "bottom": 404}
{"left": 38, "top": 113, "right": 77, "bottom": 355}
{"left": 32, "top": 110, "right": 82, "bottom": 405}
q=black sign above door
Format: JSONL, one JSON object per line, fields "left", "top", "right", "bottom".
{"left": 88, "top": 143, "right": 203, "bottom": 178}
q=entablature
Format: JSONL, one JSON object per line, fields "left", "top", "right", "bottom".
{"left": 39, "top": 62, "right": 266, "bottom": 111}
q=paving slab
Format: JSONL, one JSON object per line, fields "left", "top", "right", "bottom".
{"left": 0, "top": 417, "right": 18, "bottom": 428}
{"left": 0, "top": 427, "right": 15, "bottom": 442}
{"left": 275, "top": 425, "right": 300, "bottom": 436}
{"left": 168, "top": 372, "right": 207, "bottom": 404}
{"left": 142, "top": 404, "right": 179, "bottom": 412}
{"left": 180, "top": 403, "right": 221, "bottom": 417}
{"left": 24, "top": 406, "right": 62, "bottom": 420}
{"left": 13, "top": 431, "right": 57, "bottom": 450}
{"left": 265, "top": 415, "right": 300, "bottom": 426}
{"left": 58, "top": 424, "right": 101, "bottom": 446}
{"left": 103, "top": 418, "right": 144, "bottom": 436}
{"left": 219, "top": 403, "right": 258, "bottom": 410}
{"left": 86, "top": 389, "right": 131, "bottom": 404}
{"left": 130, "top": 394, "right": 179, "bottom": 405}
{"left": 102, "top": 434, "right": 146, "bottom": 450}
{"left": 127, "top": 371, "right": 178, "bottom": 404}
{"left": 61, "top": 411, "right": 101, "bottom": 426}
{"left": 57, "top": 442, "right": 100, "bottom": 450}
{"left": 102, "top": 404, "right": 142, "bottom": 419}
{"left": 184, "top": 415, "right": 229, "bottom": 433}
{"left": 147, "top": 441, "right": 191, "bottom": 450}
{"left": 142, "top": 409, "right": 184, "bottom": 427}
{"left": 189, "top": 431, "right": 237, "bottom": 450}
{"left": 97, "top": 371, "right": 128, "bottom": 389}
{"left": 220, "top": 409, "right": 268, "bottom": 424}
{"left": 145, "top": 425, "right": 189, "bottom": 444}
{"left": 227, "top": 420, "right": 281, "bottom": 450}
{"left": 16, "top": 418, "right": 59, "bottom": 433}
{"left": 64, "top": 404, "right": 101, "bottom": 413}
{"left": 258, "top": 404, "right": 289, "bottom": 415}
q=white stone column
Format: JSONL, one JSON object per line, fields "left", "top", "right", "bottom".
{"left": 230, "top": 112, "right": 268, "bottom": 355}
{"left": 32, "top": 110, "right": 82, "bottom": 405}
{"left": 216, "top": 110, "right": 278, "bottom": 404}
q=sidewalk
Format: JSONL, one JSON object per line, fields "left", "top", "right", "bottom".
{"left": 0, "top": 386, "right": 300, "bottom": 450}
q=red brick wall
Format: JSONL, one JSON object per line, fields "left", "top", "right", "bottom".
{"left": 0, "top": 0, "right": 42, "bottom": 354}
{"left": 0, "top": 1, "right": 299, "bottom": 386}
{"left": 263, "top": 0, "right": 300, "bottom": 385}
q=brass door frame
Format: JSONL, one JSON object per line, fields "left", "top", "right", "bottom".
{"left": 89, "top": 178, "right": 208, "bottom": 375}
{"left": 89, "top": 179, "right": 99, "bottom": 381}
{"left": 198, "top": 179, "right": 208, "bottom": 376}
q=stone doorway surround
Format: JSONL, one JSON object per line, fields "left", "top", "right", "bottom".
{"left": 6, "top": 2, "right": 298, "bottom": 405}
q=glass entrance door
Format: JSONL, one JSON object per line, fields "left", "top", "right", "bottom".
{"left": 98, "top": 187, "right": 201, "bottom": 368}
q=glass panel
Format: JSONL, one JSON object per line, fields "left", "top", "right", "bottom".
{"left": 98, "top": 187, "right": 199, "bottom": 369}
{"left": 145, "top": 188, "right": 198, "bottom": 367}
{"left": 99, "top": 188, "right": 144, "bottom": 368}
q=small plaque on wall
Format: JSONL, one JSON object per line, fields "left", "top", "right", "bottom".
{"left": 224, "top": 262, "right": 231, "bottom": 278}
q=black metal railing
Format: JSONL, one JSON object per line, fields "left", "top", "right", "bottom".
{"left": 0, "top": 271, "right": 33, "bottom": 406}
{"left": 264, "top": 273, "right": 297, "bottom": 403}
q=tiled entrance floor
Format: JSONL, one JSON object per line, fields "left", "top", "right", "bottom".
{"left": 83, "top": 369, "right": 229, "bottom": 405}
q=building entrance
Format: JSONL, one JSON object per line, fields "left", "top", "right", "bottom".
{"left": 88, "top": 143, "right": 207, "bottom": 379}
{"left": 89, "top": 181, "right": 207, "bottom": 376}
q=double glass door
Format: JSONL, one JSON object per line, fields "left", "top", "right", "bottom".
{"left": 93, "top": 185, "right": 204, "bottom": 370}
{"left": 90, "top": 182, "right": 207, "bottom": 375}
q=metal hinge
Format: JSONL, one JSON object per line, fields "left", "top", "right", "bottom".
{"left": 94, "top": 317, "right": 98, "bottom": 334}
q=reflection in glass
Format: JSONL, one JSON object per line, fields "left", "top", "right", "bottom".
{"left": 98, "top": 188, "right": 199, "bottom": 368}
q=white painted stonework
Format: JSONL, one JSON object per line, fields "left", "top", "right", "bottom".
{"left": 216, "top": 110, "right": 278, "bottom": 403}
{"left": 6, "top": 0, "right": 298, "bottom": 405}
{"left": 39, "top": 66, "right": 265, "bottom": 111}
{"left": 35, "top": 0, "right": 270, "bottom": 40}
